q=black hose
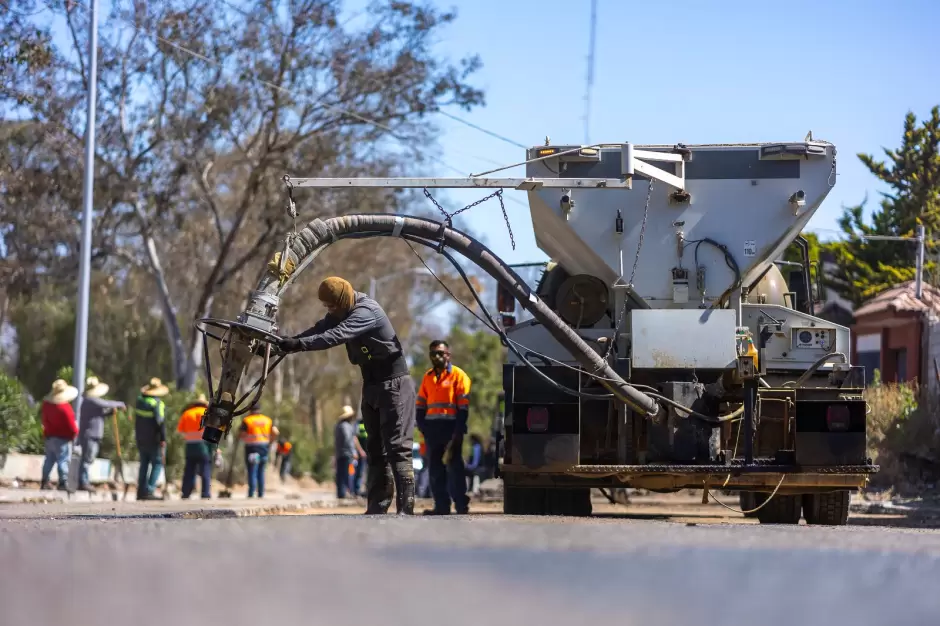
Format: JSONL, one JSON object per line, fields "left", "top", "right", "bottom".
{"left": 255, "top": 213, "right": 660, "bottom": 417}
{"left": 353, "top": 230, "right": 618, "bottom": 402}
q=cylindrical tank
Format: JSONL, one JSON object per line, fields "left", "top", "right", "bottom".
{"left": 746, "top": 264, "right": 790, "bottom": 307}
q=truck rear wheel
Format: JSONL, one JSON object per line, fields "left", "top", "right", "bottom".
{"left": 754, "top": 493, "right": 802, "bottom": 524}
{"left": 503, "top": 486, "right": 592, "bottom": 517}
{"left": 802, "top": 491, "right": 850, "bottom": 526}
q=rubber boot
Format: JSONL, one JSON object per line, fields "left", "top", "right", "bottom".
{"left": 393, "top": 462, "right": 415, "bottom": 515}
{"left": 365, "top": 463, "right": 394, "bottom": 514}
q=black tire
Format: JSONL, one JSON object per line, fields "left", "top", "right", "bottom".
{"left": 754, "top": 493, "right": 802, "bottom": 524}
{"left": 503, "top": 486, "right": 545, "bottom": 515}
{"left": 545, "top": 488, "right": 592, "bottom": 517}
{"left": 503, "top": 486, "right": 592, "bottom": 517}
{"left": 739, "top": 492, "right": 759, "bottom": 518}
{"left": 802, "top": 491, "right": 850, "bottom": 526}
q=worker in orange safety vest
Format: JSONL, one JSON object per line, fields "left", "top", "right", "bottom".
{"left": 176, "top": 394, "right": 214, "bottom": 499}
{"left": 415, "top": 339, "right": 472, "bottom": 515}
{"left": 276, "top": 438, "right": 293, "bottom": 482}
{"left": 239, "top": 403, "right": 279, "bottom": 498}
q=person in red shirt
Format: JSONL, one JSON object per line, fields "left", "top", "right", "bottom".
{"left": 40, "top": 379, "right": 80, "bottom": 491}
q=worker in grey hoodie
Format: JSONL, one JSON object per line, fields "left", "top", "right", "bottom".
{"left": 78, "top": 377, "right": 126, "bottom": 492}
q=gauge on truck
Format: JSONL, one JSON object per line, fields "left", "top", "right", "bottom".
{"left": 793, "top": 327, "right": 833, "bottom": 350}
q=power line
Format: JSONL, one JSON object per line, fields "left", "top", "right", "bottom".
{"left": 437, "top": 111, "right": 527, "bottom": 149}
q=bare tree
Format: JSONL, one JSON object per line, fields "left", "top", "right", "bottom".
{"left": 1, "top": 0, "right": 485, "bottom": 390}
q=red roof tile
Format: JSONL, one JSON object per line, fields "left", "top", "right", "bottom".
{"left": 854, "top": 281, "right": 940, "bottom": 317}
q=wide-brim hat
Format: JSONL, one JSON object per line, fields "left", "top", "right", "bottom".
{"left": 84, "top": 376, "right": 110, "bottom": 398}
{"left": 140, "top": 377, "right": 170, "bottom": 397}
{"left": 339, "top": 405, "right": 355, "bottom": 419}
{"left": 46, "top": 379, "right": 79, "bottom": 404}
{"left": 185, "top": 393, "right": 209, "bottom": 408}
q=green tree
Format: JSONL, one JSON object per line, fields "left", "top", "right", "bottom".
{"left": 782, "top": 231, "right": 822, "bottom": 265}
{"left": 827, "top": 106, "right": 940, "bottom": 306}
{"left": 444, "top": 326, "right": 506, "bottom": 438}
{"left": 0, "top": 372, "right": 35, "bottom": 457}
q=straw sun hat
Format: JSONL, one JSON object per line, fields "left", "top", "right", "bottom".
{"left": 140, "top": 377, "right": 170, "bottom": 397}
{"left": 84, "top": 376, "right": 110, "bottom": 398}
{"left": 46, "top": 379, "right": 79, "bottom": 404}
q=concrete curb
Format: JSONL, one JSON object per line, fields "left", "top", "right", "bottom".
{"left": 149, "top": 498, "right": 361, "bottom": 520}
{"left": 0, "top": 495, "right": 364, "bottom": 521}
{"left": 850, "top": 500, "right": 940, "bottom": 517}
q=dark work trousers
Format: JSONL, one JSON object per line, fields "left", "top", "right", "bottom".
{"left": 279, "top": 452, "right": 292, "bottom": 482}
{"left": 181, "top": 444, "right": 212, "bottom": 499}
{"left": 426, "top": 433, "right": 469, "bottom": 514}
{"left": 137, "top": 445, "right": 163, "bottom": 498}
{"left": 335, "top": 454, "right": 352, "bottom": 499}
{"left": 360, "top": 374, "right": 416, "bottom": 514}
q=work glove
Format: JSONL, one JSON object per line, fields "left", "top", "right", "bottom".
{"left": 276, "top": 336, "right": 303, "bottom": 353}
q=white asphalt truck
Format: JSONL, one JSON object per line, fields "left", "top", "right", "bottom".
{"left": 196, "top": 136, "right": 876, "bottom": 526}
{"left": 490, "top": 139, "right": 875, "bottom": 524}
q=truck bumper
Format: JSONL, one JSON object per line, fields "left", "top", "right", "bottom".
{"left": 500, "top": 462, "right": 879, "bottom": 493}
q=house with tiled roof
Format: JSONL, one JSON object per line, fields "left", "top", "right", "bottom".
{"left": 852, "top": 280, "right": 940, "bottom": 388}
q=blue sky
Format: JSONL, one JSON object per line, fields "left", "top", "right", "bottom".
{"left": 413, "top": 0, "right": 940, "bottom": 267}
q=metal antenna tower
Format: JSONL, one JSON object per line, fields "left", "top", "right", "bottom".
{"left": 583, "top": 0, "right": 598, "bottom": 145}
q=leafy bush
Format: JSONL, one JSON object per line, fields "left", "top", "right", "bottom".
{"left": 865, "top": 371, "right": 918, "bottom": 462}
{"left": 0, "top": 372, "right": 35, "bottom": 457}
{"left": 865, "top": 374, "right": 940, "bottom": 494}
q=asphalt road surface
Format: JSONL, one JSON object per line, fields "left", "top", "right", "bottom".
{"left": 3, "top": 512, "right": 940, "bottom": 626}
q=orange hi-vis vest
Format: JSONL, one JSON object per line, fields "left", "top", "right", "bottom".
{"left": 241, "top": 413, "right": 274, "bottom": 444}
{"left": 278, "top": 441, "right": 292, "bottom": 455}
{"left": 416, "top": 364, "right": 471, "bottom": 422}
{"left": 177, "top": 405, "right": 208, "bottom": 442}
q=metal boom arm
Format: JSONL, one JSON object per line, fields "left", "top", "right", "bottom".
{"left": 289, "top": 142, "right": 688, "bottom": 192}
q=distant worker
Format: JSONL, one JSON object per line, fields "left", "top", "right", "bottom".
{"left": 40, "top": 379, "right": 80, "bottom": 491}
{"left": 352, "top": 420, "right": 368, "bottom": 496}
{"left": 77, "top": 376, "right": 126, "bottom": 493}
{"left": 414, "top": 429, "right": 430, "bottom": 499}
{"left": 135, "top": 378, "right": 169, "bottom": 501}
{"left": 416, "top": 340, "right": 472, "bottom": 515}
{"left": 239, "top": 403, "right": 278, "bottom": 498}
{"left": 276, "top": 437, "right": 293, "bottom": 483}
{"left": 276, "top": 276, "right": 417, "bottom": 515}
{"left": 176, "top": 393, "right": 213, "bottom": 499}
{"left": 465, "top": 433, "right": 485, "bottom": 497}
{"left": 333, "top": 405, "right": 361, "bottom": 499}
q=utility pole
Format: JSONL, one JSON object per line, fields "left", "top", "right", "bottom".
{"left": 915, "top": 223, "right": 925, "bottom": 300}
{"left": 862, "top": 223, "right": 928, "bottom": 300}
{"left": 73, "top": 0, "right": 99, "bottom": 420}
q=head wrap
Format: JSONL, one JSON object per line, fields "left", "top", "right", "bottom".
{"left": 317, "top": 276, "right": 355, "bottom": 316}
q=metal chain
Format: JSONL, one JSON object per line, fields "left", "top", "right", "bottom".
{"left": 283, "top": 175, "right": 298, "bottom": 233}
{"left": 595, "top": 180, "right": 653, "bottom": 367}
{"left": 629, "top": 179, "right": 653, "bottom": 287}
{"left": 423, "top": 188, "right": 516, "bottom": 250}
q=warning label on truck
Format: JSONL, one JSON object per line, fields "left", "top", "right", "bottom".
{"left": 743, "top": 240, "right": 757, "bottom": 257}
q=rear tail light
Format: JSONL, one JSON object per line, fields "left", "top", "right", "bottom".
{"left": 826, "top": 405, "right": 850, "bottom": 432}
{"left": 526, "top": 407, "right": 549, "bottom": 432}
